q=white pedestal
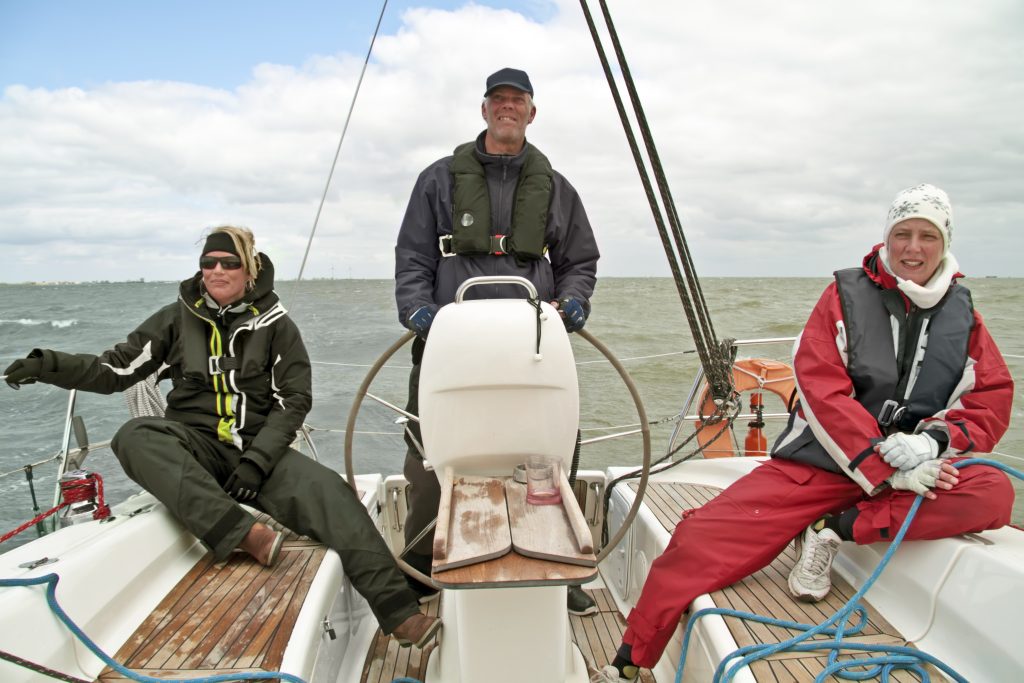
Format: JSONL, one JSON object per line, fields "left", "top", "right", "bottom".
{"left": 424, "top": 585, "right": 589, "bottom": 683}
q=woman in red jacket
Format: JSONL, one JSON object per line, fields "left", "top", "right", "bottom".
{"left": 592, "top": 184, "right": 1015, "bottom": 682}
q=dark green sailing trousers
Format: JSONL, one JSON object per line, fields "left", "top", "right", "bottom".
{"left": 401, "top": 337, "right": 440, "bottom": 563}
{"left": 111, "top": 416, "right": 419, "bottom": 633}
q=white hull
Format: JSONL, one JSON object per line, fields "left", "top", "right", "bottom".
{"left": 5, "top": 456, "right": 1023, "bottom": 682}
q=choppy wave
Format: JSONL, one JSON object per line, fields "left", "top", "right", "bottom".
{"left": 0, "top": 318, "right": 78, "bottom": 328}
{"left": 1, "top": 278, "right": 1021, "bottom": 553}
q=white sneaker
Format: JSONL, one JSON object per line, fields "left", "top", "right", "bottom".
{"left": 590, "top": 664, "right": 638, "bottom": 682}
{"left": 788, "top": 526, "right": 841, "bottom": 602}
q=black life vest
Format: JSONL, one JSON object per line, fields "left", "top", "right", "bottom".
{"left": 773, "top": 268, "right": 973, "bottom": 472}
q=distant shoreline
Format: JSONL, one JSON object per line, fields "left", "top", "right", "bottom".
{"left": 0, "top": 274, "right": 1016, "bottom": 286}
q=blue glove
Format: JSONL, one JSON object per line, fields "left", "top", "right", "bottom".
{"left": 406, "top": 305, "right": 437, "bottom": 339}
{"left": 879, "top": 432, "right": 939, "bottom": 471}
{"left": 557, "top": 297, "right": 587, "bottom": 333}
{"left": 223, "top": 459, "right": 265, "bottom": 502}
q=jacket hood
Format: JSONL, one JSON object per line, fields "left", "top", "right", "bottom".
{"left": 862, "top": 243, "right": 896, "bottom": 289}
{"left": 180, "top": 252, "right": 280, "bottom": 311}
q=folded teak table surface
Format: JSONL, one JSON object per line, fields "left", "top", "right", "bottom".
{"left": 431, "top": 469, "right": 597, "bottom": 587}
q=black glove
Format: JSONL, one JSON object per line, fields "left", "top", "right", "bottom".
{"left": 406, "top": 305, "right": 438, "bottom": 339}
{"left": 4, "top": 356, "right": 44, "bottom": 389}
{"left": 557, "top": 297, "right": 587, "bottom": 333}
{"left": 223, "top": 459, "right": 265, "bottom": 502}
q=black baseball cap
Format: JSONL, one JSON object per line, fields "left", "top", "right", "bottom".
{"left": 484, "top": 68, "right": 534, "bottom": 97}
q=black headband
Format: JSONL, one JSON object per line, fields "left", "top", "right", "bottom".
{"left": 202, "top": 232, "right": 239, "bottom": 256}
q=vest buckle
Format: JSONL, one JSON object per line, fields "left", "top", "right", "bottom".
{"left": 438, "top": 235, "right": 455, "bottom": 257}
{"left": 490, "top": 234, "right": 507, "bottom": 255}
{"left": 208, "top": 355, "right": 239, "bottom": 376}
{"left": 877, "top": 399, "right": 905, "bottom": 427}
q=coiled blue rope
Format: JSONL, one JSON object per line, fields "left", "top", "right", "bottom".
{"left": 0, "top": 572, "right": 306, "bottom": 683}
{"left": 675, "top": 457, "right": 1024, "bottom": 683}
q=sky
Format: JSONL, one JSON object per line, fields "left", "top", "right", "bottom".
{"left": 1, "top": 0, "right": 1022, "bottom": 283}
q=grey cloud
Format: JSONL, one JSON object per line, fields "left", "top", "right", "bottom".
{"left": 2, "top": 1, "right": 1022, "bottom": 282}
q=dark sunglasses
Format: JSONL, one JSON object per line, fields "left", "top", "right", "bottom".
{"left": 200, "top": 255, "right": 243, "bottom": 271}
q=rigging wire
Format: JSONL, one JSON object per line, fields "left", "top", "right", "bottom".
{"left": 292, "top": 0, "right": 389, "bottom": 290}
{"left": 578, "top": 0, "right": 736, "bottom": 404}
{"left": 599, "top": 408, "right": 736, "bottom": 546}
{"left": 579, "top": 0, "right": 753, "bottom": 536}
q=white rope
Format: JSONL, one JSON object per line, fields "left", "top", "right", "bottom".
{"left": 731, "top": 364, "right": 795, "bottom": 386}
{"left": 311, "top": 360, "right": 412, "bottom": 369}
{"left": 305, "top": 425, "right": 402, "bottom": 436}
{"left": 306, "top": 418, "right": 681, "bottom": 437}
{"left": 991, "top": 450, "right": 1024, "bottom": 464}
{"left": 312, "top": 349, "right": 697, "bottom": 370}
{"left": 581, "top": 423, "right": 645, "bottom": 432}
{"left": 124, "top": 374, "right": 167, "bottom": 419}
{"left": 575, "top": 349, "right": 694, "bottom": 365}
{"left": 0, "top": 453, "right": 62, "bottom": 480}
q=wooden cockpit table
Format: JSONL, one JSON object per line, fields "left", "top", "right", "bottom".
{"left": 430, "top": 467, "right": 597, "bottom": 586}
{"left": 424, "top": 467, "right": 597, "bottom": 682}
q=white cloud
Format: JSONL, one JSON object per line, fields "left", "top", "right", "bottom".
{"left": 2, "top": 0, "right": 1022, "bottom": 283}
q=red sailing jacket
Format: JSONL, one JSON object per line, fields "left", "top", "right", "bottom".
{"left": 778, "top": 244, "right": 1014, "bottom": 494}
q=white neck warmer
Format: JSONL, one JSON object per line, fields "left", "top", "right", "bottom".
{"left": 879, "top": 247, "right": 959, "bottom": 309}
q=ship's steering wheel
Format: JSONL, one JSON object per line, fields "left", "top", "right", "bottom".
{"left": 343, "top": 322, "right": 652, "bottom": 587}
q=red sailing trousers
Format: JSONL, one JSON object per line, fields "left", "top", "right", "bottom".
{"left": 621, "top": 457, "right": 1014, "bottom": 668}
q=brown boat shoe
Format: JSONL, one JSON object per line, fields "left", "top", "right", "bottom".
{"left": 392, "top": 612, "right": 442, "bottom": 648}
{"left": 239, "top": 522, "right": 284, "bottom": 567}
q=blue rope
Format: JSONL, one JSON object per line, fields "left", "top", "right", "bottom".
{"left": 0, "top": 572, "right": 306, "bottom": 683}
{"left": 675, "top": 457, "right": 1023, "bottom": 683}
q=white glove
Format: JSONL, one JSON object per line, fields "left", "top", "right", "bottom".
{"left": 889, "top": 459, "right": 942, "bottom": 496}
{"left": 879, "top": 432, "right": 939, "bottom": 471}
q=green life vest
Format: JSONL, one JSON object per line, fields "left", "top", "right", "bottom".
{"left": 449, "top": 141, "right": 552, "bottom": 260}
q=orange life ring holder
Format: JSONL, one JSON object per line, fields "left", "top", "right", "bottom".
{"left": 694, "top": 358, "right": 796, "bottom": 458}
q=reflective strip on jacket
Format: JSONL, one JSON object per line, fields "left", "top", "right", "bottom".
{"left": 32, "top": 254, "right": 312, "bottom": 475}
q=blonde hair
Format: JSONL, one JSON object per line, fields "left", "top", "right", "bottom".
{"left": 207, "top": 225, "right": 262, "bottom": 290}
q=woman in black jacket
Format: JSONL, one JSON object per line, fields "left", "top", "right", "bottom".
{"left": 3, "top": 225, "right": 440, "bottom": 648}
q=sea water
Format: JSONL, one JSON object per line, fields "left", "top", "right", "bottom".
{"left": 1, "top": 277, "right": 1021, "bottom": 552}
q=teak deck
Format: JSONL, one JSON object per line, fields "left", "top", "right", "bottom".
{"left": 359, "top": 597, "right": 441, "bottom": 683}
{"left": 97, "top": 481, "right": 925, "bottom": 682}
{"left": 633, "top": 481, "right": 931, "bottom": 682}
{"left": 359, "top": 588, "right": 646, "bottom": 683}
{"left": 96, "top": 519, "right": 322, "bottom": 682}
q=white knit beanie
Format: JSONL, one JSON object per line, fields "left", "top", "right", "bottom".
{"left": 883, "top": 183, "right": 953, "bottom": 256}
